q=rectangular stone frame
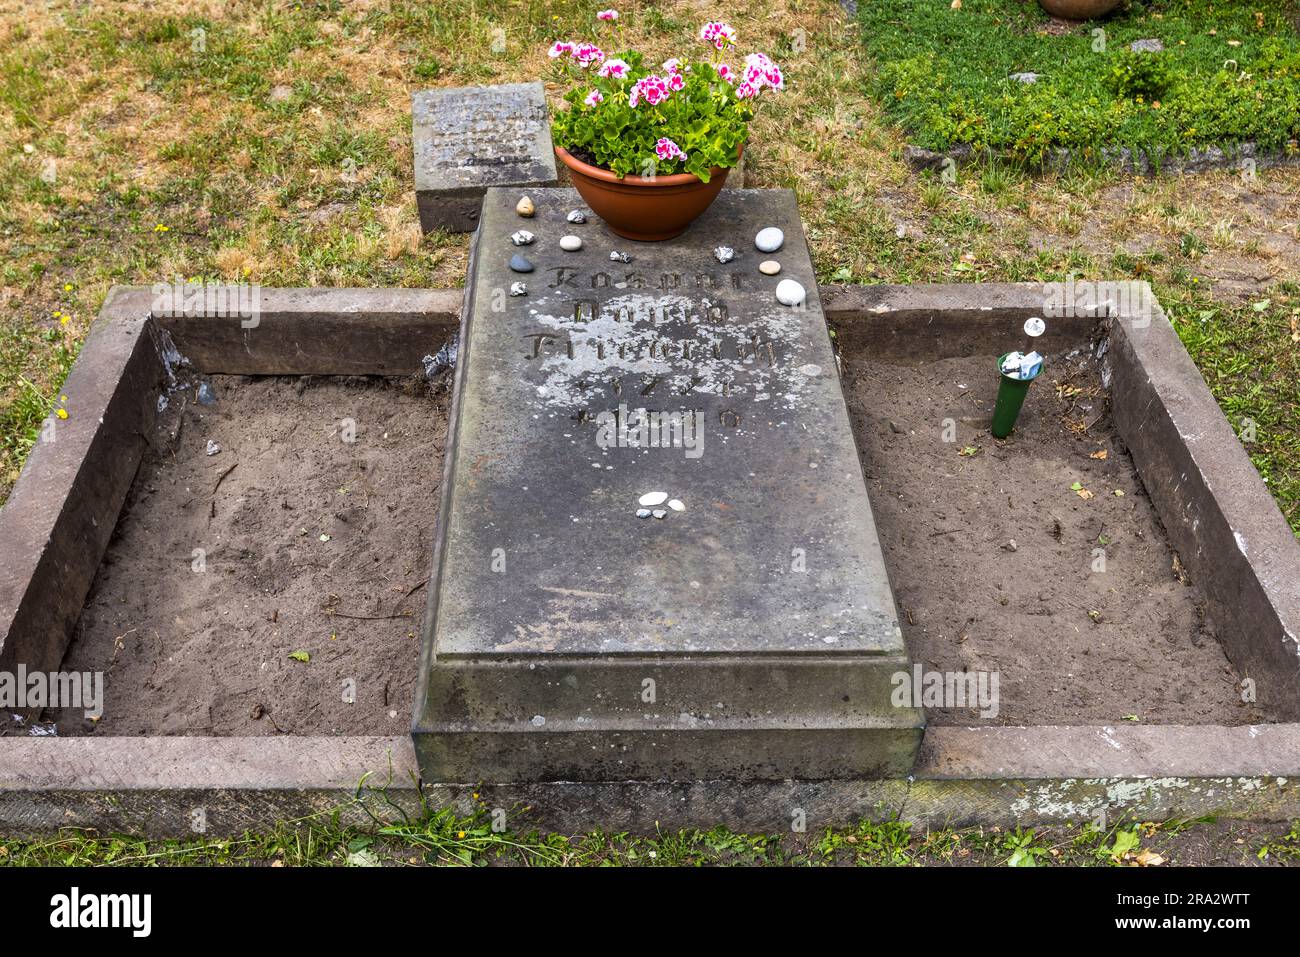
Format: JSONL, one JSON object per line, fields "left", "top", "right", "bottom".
{"left": 0, "top": 281, "right": 1296, "bottom": 836}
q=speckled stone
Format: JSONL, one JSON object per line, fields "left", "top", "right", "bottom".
{"left": 412, "top": 83, "right": 555, "bottom": 232}
{"left": 414, "top": 187, "right": 919, "bottom": 786}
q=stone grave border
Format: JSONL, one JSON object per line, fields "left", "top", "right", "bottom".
{"left": 902, "top": 140, "right": 1300, "bottom": 179}
{"left": 0, "top": 282, "right": 1297, "bottom": 837}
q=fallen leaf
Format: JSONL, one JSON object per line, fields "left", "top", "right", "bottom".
{"left": 1108, "top": 829, "right": 1140, "bottom": 860}
{"left": 1077, "top": 488, "right": 1094, "bottom": 500}
{"left": 288, "top": 650, "right": 310, "bottom": 663}
{"left": 1090, "top": 449, "right": 1108, "bottom": 460}
{"left": 1135, "top": 848, "right": 1165, "bottom": 866}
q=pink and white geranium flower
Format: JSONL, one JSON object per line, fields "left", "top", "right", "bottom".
{"left": 655, "top": 137, "right": 687, "bottom": 162}
{"left": 584, "top": 89, "right": 603, "bottom": 107}
{"left": 629, "top": 74, "right": 671, "bottom": 107}
{"left": 662, "top": 57, "right": 682, "bottom": 74}
{"left": 548, "top": 40, "right": 575, "bottom": 59}
{"left": 597, "top": 58, "right": 631, "bottom": 79}
{"left": 572, "top": 42, "right": 606, "bottom": 68}
{"left": 743, "top": 52, "right": 783, "bottom": 91}
{"left": 596, "top": 9, "right": 618, "bottom": 20}
{"left": 667, "top": 72, "right": 685, "bottom": 91}
{"left": 699, "top": 21, "right": 736, "bottom": 50}
{"left": 716, "top": 62, "right": 735, "bottom": 83}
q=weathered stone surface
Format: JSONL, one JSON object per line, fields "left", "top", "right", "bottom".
{"left": 414, "top": 187, "right": 921, "bottom": 783}
{"left": 7, "top": 725, "right": 1300, "bottom": 836}
{"left": 412, "top": 82, "right": 557, "bottom": 234}
{"left": 1108, "top": 296, "right": 1300, "bottom": 720}
{"left": 0, "top": 289, "right": 160, "bottom": 712}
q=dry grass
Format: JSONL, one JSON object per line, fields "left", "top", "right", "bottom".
{"left": 0, "top": 0, "right": 1297, "bottom": 509}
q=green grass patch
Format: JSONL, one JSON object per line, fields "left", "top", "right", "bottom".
{"left": 0, "top": 807, "right": 1291, "bottom": 867}
{"left": 1164, "top": 281, "right": 1300, "bottom": 531}
{"left": 859, "top": 0, "right": 1300, "bottom": 161}
{"left": 0, "top": 321, "right": 77, "bottom": 491}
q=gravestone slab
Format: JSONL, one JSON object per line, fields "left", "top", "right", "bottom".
{"left": 412, "top": 82, "right": 557, "bottom": 234}
{"left": 414, "top": 187, "right": 922, "bottom": 783}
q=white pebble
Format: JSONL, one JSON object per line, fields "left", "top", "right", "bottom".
{"left": 755, "top": 226, "right": 784, "bottom": 253}
{"left": 775, "top": 279, "right": 806, "bottom": 307}
{"left": 759, "top": 260, "right": 781, "bottom": 275}
{"left": 652, "top": 509, "right": 667, "bottom": 519}
{"left": 559, "top": 234, "right": 583, "bottom": 251}
{"left": 638, "top": 491, "right": 668, "bottom": 507}
{"left": 668, "top": 499, "right": 685, "bottom": 512}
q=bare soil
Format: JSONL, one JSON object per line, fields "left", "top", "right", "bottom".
{"left": 843, "top": 350, "right": 1274, "bottom": 726}
{"left": 48, "top": 374, "right": 448, "bottom": 736}
{"left": 36, "top": 349, "right": 1271, "bottom": 735}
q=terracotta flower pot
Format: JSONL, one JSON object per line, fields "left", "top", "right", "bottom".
{"left": 1038, "top": 0, "right": 1121, "bottom": 19}
{"left": 555, "top": 145, "right": 738, "bottom": 242}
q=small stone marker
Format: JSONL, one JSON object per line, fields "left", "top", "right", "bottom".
{"left": 414, "top": 187, "right": 921, "bottom": 784}
{"left": 412, "top": 82, "right": 558, "bottom": 234}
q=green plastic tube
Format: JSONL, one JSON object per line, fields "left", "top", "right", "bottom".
{"left": 991, "top": 352, "right": 1042, "bottom": 439}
